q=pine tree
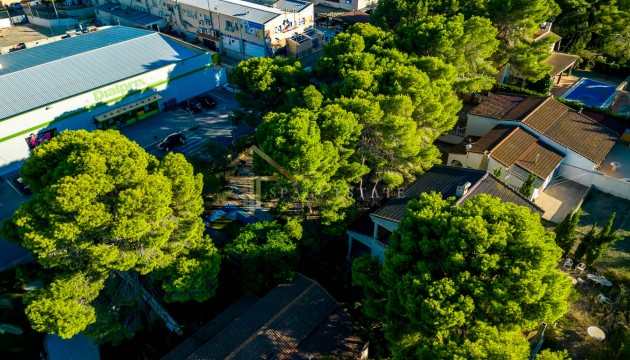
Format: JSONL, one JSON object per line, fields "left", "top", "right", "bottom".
{"left": 493, "top": 167, "right": 503, "bottom": 179}
{"left": 519, "top": 173, "right": 536, "bottom": 198}
{"left": 554, "top": 208, "right": 581, "bottom": 256}
{"left": 574, "top": 224, "right": 597, "bottom": 262}
{"left": 585, "top": 213, "right": 621, "bottom": 265}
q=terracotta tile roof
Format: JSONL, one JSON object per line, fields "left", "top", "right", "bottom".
{"left": 546, "top": 52, "right": 580, "bottom": 77}
{"left": 522, "top": 99, "right": 619, "bottom": 164}
{"left": 471, "top": 94, "right": 619, "bottom": 164}
{"left": 522, "top": 97, "right": 566, "bottom": 133}
{"left": 543, "top": 111, "right": 618, "bottom": 164}
{"left": 469, "top": 93, "right": 546, "bottom": 121}
{"left": 469, "top": 125, "right": 515, "bottom": 153}
{"left": 490, "top": 127, "right": 565, "bottom": 179}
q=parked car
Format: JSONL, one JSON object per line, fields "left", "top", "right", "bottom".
{"left": 13, "top": 177, "right": 31, "bottom": 195}
{"left": 157, "top": 133, "right": 186, "bottom": 152}
{"left": 180, "top": 99, "right": 202, "bottom": 113}
{"left": 222, "top": 83, "right": 239, "bottom": 94}
{"left": 8, "top": 43, "right": 26, "bottom": 52}
{"left": 196, "top": 94, "right": 217, "bottom": 108}
{"left": 10, "top": 3, "right": 23, "bottom": 10}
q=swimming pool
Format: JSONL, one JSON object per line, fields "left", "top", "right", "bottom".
{"left": 562, "top": 78, "right": 617, "bottom": 108}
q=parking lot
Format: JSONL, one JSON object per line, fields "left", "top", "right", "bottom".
{"left": 0, "top": 88, "right": 251, "bottom": 270}
{"left": 0, "top": 23, "right": 70, "bottom": 53}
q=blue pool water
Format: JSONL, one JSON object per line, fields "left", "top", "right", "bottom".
{"left": 562, "top": 78, "right": 617, "bottom": 108}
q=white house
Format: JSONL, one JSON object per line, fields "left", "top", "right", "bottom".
{"left": 346, "top": 165, "right": 542, "bottom": 262}
{"left": 448, "top": 94, "right": 619, "bottom": 198}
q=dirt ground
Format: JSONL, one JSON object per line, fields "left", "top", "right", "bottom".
{"left": 578, "top": 189, "right": 630, "bottom": 258}
{"left": 0, "top": 23, "right": 68, "bottom": 52}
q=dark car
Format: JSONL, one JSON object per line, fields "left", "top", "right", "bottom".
{"left": 14, "top": 177, "right": 31, "bottom": 195}
{"left": 196, "top": 94, "right": 217, "bottom": 109}
{"left": 157, "top": 132, "right": 186, "bottom": 151}
{"left": 180, "top": 99, "right": 203, "bottom": 113}
{"left": 8, "top": 43, "right": 26, "bottom": 52}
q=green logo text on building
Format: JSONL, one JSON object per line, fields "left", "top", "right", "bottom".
{"left": 93, "top": 79, "right": 147, "bottom": 102}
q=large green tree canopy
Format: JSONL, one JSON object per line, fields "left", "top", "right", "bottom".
{"left": 1, "top": 130, "right": 220, "bottom": 339}
{"left": 371, "top": 0, "right": 561, "bottom": 81}
{"left": 353, "top": 193, "right": 572, "bottom": 358}
{"left": 554, "top": 0, "right": 630, "bottom": 64}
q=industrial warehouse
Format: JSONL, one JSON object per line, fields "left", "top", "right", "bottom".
{"left": 0, "top": 25, "right": 225, "bottom": 174}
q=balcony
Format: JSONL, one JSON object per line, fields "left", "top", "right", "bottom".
{"left": 198, "top": 30, "right": 220, "bottom": 42}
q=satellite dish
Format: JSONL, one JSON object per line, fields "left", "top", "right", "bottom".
{"left": 465, "top": 144, "right": 472, "bottom": 150}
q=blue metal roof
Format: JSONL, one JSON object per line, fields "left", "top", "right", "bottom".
{"left": 0, "top": 26, "right": 202, "bottom": 121}
{"left": 95, "top": 3, "right": 165, "bottom": 26}
{"left": 178, "top": 0, "right": 311, "bottom": 25}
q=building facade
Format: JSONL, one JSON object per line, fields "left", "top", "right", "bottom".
{"left": 0, "top": 26, "right": 226, "bottom": 175}
{"left": 167, "top": 0, "right": 316, "bottom": 60}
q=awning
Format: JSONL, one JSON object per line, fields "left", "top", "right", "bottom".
{"left": 94, "top": 94, "right": 162, "bottom": 122}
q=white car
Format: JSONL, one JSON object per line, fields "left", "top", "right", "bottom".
{"left": 222, "top": 83, "right": 239, "bottom": 93}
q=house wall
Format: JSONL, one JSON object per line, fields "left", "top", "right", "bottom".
{"left": 0, "top": 54, "right": 223, "bottom": 175}
{"left": 447, "top": 152, "right": 484, "bottom": 169}
{"left": 592, "top": 173, "right": 630, "bottom": 200}
{"left": 464, "top": 115, "right": 512, "bottom": 137}
{"left": 488, "top": 157, "right": 523, "bottom": 189}
{"left": 26, "top": 15, "right": 78, "bottom": 27}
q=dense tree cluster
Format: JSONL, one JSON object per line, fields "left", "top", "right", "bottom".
{"left": 231, "top": 24, "right": 463, "bottom": 224}
{"left": 554, "top": 0, "right": 630, "bottom": 64}
{"left": 1, "top": 130, "right": 220, "bottom": 340}
{"left": 372, "top": 0, "right": 561, "bottom": 81}
{"left": 353, "top": 193, "right": 572, "bottom": 358}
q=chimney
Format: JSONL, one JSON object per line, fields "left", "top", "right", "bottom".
{"left": 578, "top": 107, "right": 583, "bottom": 114}
{"left": 456, "top": 182, "right": 472, "bottom": 198}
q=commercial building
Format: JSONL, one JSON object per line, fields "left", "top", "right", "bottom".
{"left": 168, "top": 0, "right": 317, "bottom": 60}
{"left": 0, "top": 25, "right": 225, "bottom": 175}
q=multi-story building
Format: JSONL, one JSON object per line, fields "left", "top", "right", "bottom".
{"left": 167, "top": 0, "right": 316, "bottom": 60}
{"left": 93, "top": 0, "right": 319, "bottom": 60}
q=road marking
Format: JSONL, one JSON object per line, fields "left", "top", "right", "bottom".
{"left": 212, "top": 93, "right": 228, "bottom": 102}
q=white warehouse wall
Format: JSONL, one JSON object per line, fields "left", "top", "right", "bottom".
{"left": 0, "top": 53, "right": 224, "bottom": 175}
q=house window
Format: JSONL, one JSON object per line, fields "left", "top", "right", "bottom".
{"left": 345, "top": 0, "right": 352, "bottom": 3}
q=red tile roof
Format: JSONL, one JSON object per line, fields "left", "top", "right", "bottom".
{"left": 469, "top": 93, "right": 546, "bottom": 121}
{"left": 469, "top": 94, "right": 619, "bottom": 164}
{"left": 490, "top": 127, "right": 565, "bottom": 179}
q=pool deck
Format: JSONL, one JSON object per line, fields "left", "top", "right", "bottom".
{"left": 551, "top": 75, "right": 580, "bottom": 97}
{"left": 597, "top": 141, "right": 630, "bottom": 180}
{"left": 552, "top": 70, "right": 624, "bottom": 98}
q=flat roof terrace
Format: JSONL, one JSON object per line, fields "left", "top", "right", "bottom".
{"left": 597, "top": 141, "right": 630, "bottom": 182}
